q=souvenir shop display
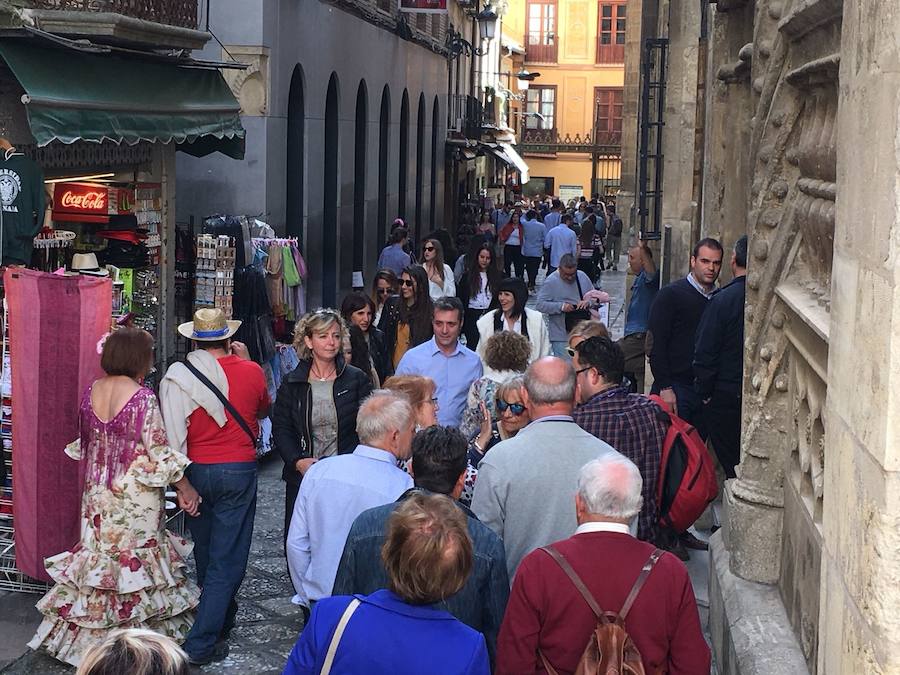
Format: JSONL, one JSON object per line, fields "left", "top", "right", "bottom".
{"left": 0, "top": 148, "right": 45, "bottom": 267}
{"left": 194, "top": 233, "right": 236, "bottom": 318}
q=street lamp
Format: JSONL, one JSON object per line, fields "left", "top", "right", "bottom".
{"left": 516, "top": 68, "right": 540, "bottom": 91}
{"left": 476, "top": 5, "right": 498, "bottom": 41}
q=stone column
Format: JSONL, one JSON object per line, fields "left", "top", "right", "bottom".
{"left": 817, "top": 0, "right": 900, "bottom": 671}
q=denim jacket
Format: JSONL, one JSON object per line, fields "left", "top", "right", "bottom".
{"left": 332, "top": 488, "right": 510, "bottom": 663}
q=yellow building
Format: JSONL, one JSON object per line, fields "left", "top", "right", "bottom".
{"left": 502, "top": 0, "right": 625, "bottom": 200}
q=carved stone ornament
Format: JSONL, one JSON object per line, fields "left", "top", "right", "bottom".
{"left": 221, "top": 46, "right": 270, "bottom": 117}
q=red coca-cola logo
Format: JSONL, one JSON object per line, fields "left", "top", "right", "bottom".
{"left": 60, "top": 190, "right": 106, "bottom": 210}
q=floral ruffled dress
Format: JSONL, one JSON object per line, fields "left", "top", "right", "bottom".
{"left": 28, "top": 387, "right": 200, "bottom": 666}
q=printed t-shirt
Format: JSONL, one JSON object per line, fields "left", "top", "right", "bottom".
{"left": 186, "top": 355, "right": 270, "bottom": 463}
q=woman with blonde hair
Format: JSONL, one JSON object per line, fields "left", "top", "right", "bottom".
{"left": 76, "top": 629, "right": 190, "bottom": 675}
{"left": 382, "top": 374, "right": 440, "bottom": 430}
{"left": 272, "top": 309, "right": 374, "bottom": 542}
{"left": 421, "top": 238, "right": 456, "bottom": 300}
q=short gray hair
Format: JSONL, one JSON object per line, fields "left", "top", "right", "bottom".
{"left": 559, "top": 253, "right": 577, "bottom": 269}
{"left": 356, "top": 390, "right": 414, "bottom": 444}
{"left": 524, "top": 360, "right": 576, "bottom": 405}
{"left": 577, "top": 455, "right": 643, "bottom": 520}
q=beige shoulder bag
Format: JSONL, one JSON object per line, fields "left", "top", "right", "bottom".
{"left": 320, "top": 598, "right": 361, "bottom": 675}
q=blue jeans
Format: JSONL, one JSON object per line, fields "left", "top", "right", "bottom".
{"left": 183, "top": 461, "right": 258, "bottom": 660}
{"left": 671, "top": 383, "right": 708, "bottom": 439}
{"left": 551, "top": 341, "right": 571, "bottom": 360}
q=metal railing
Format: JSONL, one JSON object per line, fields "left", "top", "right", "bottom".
{"left": 449, "top": 94, "right": 483, "bottom": 138}
{"left": 519, "top": 128, "right": 622, "bottom": 152}
{"left": 28, "top": 0, "right": 198, "bottom": 29}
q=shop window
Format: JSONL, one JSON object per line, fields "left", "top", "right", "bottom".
{"left": 523, "top": 176, "right": 555, "bottom": 197}
{"left": 526, "top": 0, "right": 557, "bottom": 63}
{"left": 353, "top": 80, "right": 368, "bottom": 275}
{"left": 378, "top": 85, "right": 391, "bottom": 248}
{"left": 596, "top": 1, "right": 626, "bottom": 63}
{"left": 525, "top": 85, "right": 556, "bottom": 131}
{"left": 594, "top": 87, "right": 623, "bottom": 144}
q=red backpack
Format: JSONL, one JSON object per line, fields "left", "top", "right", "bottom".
{"left": 648, "top": 395, "right": 719, "bottom": 532}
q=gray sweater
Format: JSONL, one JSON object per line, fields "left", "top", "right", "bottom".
{"left": 471, "top": 417, "right": 621, "bottom": 578}
{"left": 535, "top": 270, "right": 594, "bottom": 342}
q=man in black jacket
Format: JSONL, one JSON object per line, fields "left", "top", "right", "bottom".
{"left": 694, "top": 235, "right": 747, "bottom": 478}
{"left": 647, "top": 237, "right": 723, "bottom": 431}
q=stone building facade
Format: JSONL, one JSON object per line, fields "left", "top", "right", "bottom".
{"left": 620, "top": 0, "right": 900, "bottom": 673}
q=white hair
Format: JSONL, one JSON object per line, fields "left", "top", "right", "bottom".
{"left": 524, "top": 361, "right": 576, "bottom": 405}
{"left": 577, "top": 455, "right": 643, "bottom": 520}
{"left": 356, "top": 390, "right": 414, "bottom": 444}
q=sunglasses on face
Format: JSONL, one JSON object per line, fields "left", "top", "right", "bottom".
{"left": 566, "top": 346, "right": 576, "bottom": 357}
{"left": 424, "top": 245, "right": 435, "bottom": 252}
{"left": 377, "top": 288, "right": 392, "bottom": 295}
{"left": 400, "top": 279, "right": 415, "bottom": 287}
{"left": 496, "top": 400, "right": 526, "bottom": 415}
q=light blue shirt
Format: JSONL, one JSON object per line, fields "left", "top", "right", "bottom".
{"left": 544, "top": 225, "right": 578, "bottom": 267}
{"left": 543, "top": 210, "right": 562, "bottom": 234}
{"left": 377, "top": 244, "right": 413, "bottom": 276}
{"left": 286, "top": 445, "right": 413, "bottom": 605}
{"left": 520, "top": 217, "right": 546, "bottom": 257}
{"left": 396, "top": 337, "right": 483, "bottom": 427}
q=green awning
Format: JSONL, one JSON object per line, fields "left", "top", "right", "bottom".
{"left": 0, "top": 40, "right": 245, "bottom": 159}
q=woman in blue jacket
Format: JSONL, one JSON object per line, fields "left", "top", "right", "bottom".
{"left": 282, "top": 494, "right": 490, "bottom": 675}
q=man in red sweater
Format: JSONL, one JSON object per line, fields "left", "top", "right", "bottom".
{"left": 496, "top": 455, "right": 710, "bottom": 674}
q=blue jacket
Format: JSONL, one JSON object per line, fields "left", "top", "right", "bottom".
{"left": 693, "top": 274, "right": 746, "bottom": 397}
{"left": 332, "top": 488, "right": 509, "bottom": 661}
{"left": 282, "top": 590, "right": 491, "bottom": 675}
{"left": 520, "top": 216, "right": 546, "bottom": 257}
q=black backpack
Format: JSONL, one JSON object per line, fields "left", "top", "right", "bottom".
{"left": 610, "top": 215, "right": 623, "bottom": 237}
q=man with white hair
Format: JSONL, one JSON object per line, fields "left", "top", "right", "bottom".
{"left": 286, "top": 390, "right": 415, "bottom": 613}
{"left": 496, "top": 456, "right": 710, "bottom": 674}
{"left": 472, "top": 357, "right": 621, "bottom": 577}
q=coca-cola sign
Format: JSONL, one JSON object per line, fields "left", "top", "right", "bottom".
{"left": 60, "top": 189, "right": 106, "bottom": 211}
{"left": 52, "top": 182, "right": 132, "bottom": 223}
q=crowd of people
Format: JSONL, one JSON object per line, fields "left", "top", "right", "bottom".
{"left": 25, "top": 196, "right": 752, "bottom": 674}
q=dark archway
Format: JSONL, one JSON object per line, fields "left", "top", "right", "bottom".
{"left": 415, "top": 94, "right": 425, "bottom": 233}
{"left": 430, "top": 95, "right": 439, "bottom": 228}
{"left": 398, "top": 90, "right": 409, "bottom": 223}
{"left": 286, "top": 65, "right": 305, "bottom": 239}
{"left": 323, "top": 72, "right": 340, "bottom": 306}
{"left": 377, "top": 85, "right": 391, "bottom": 249}
{"left": 353, "top": 80, "right": 368, "bottom": 275}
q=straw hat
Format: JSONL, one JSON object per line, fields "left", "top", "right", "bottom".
{"left": 178, "top": 308, "right": 242, "bottom": 341}
{"left": 71, "top": 252, "right": 109, "bottom": 277}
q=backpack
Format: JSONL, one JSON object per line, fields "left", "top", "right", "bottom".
{"left": 610, "top": 215, "right": 624, "bottom": 237}
{"left": 538, "top": 545, "right": 662, "bottom": 675}
{"left": 649, "top": 394, "right": 719, "bottom": 532}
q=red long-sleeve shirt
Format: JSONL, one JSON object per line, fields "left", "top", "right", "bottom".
{"left": 496, "top": 531, "right": 711, "bottom": 675}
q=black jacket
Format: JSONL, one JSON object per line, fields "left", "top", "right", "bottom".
{"left": 368, "top": 325, "right": 392, "bottom": 384}
{"left": 693, "top": 275, "right": 746, "bottom": 398}
{"left": 648, "top": 277, "right": 711, "bottom": 391}
{"left": 271, "top": 354, "right": 374, "bottom": 486}
{"left": 377, "top": 296, "right": 433, "bottom": 363}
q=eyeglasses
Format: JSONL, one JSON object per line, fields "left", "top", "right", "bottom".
{"left": 423, "top": 245, "right": 435, "bottom": 252}
{"left": 400, "top": 279, "right": 415, "bottom": 287}
{"left": 575, "top": 366, "right": 594, "bottom": 377}
{"left": 496, "top": 400, "right": 526, "bottom": 415}
{"left": 377, "top": 288, "right": 392, "bottom": 295}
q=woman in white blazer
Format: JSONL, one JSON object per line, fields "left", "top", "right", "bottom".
{"left": 421, "top": 238, "right": 456, "bottom": 300}
{"left": 475, "top": 277, "right": 550, "bottom": 364}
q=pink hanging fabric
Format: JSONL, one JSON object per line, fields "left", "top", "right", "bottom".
{"left": 5, "top": 268, "right": 110, "bottom": 582}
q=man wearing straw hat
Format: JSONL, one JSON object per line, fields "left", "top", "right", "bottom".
{"left": 160, "top": 308, "right": 270, "bottom": 666}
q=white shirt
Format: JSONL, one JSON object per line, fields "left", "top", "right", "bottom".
{"left": 686, "top": 273, "right": 716, "bottom": 298}
{"left": 286, "top": 445, "right": 413, "bottom": 605}
{"left": 574, "top": 521, "right": 633, "bottom": 536}
{"left": 427, "top": 264, "right": 456, "bottom": 300}
{"left": 506, "top": 226, "right": 521, "bottom": 246}
{"left": 469, "top": 272, "right": 492, "bottom": 309}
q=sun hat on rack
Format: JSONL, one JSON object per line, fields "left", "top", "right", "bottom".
{"left": 70, "top": 252, "right": 109, "bottom": 277}
{"left": 177, "top": 308, "right": 242, "bottom": 341}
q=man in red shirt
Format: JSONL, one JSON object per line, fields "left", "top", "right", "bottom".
{"left": 161, "top": 309, "right": 270, "bottom": 666}
{"left": 496, "top": 454, "right": 710, "bottom": 674}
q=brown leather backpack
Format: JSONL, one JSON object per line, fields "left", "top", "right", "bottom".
{"left": 538, "top": 545, "right": 663, "bottom": 675}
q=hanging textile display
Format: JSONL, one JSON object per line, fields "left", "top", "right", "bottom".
{"left": 5, "top": 268, "right": 111, "bottom": 582}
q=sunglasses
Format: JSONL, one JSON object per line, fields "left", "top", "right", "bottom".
{"left": 377, "top": 288, "right": 392, "bottom": 295}
{"left": 423, "top": 245, "right": 435, "bottom": 252}
{"left": 496, "top": 400, "right": 526, "bottom": 415}
{"left": 400, "top": 279, "right": 415, "bottom": 287}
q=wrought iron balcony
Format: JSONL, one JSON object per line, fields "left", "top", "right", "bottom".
{"left": 27, "top": 0, "right": 198, "bottom": 30}
{"left": 519, "top": 128, "right": 622, "bottom": 154}
{"left": 449, "top": 94, "right": 484, "bottom": 139}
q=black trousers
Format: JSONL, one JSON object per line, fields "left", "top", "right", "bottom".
{"left": 504, "top": 244, "right": 523, "bottom": 278}
{"left": 463, "top": 307, "right": 487, "bottom": 349}
{"left": 703, "top": 393, "right": 742, "bottom": 479}
{"left": 524, "top": 256, "right": 542, "bottom": 289}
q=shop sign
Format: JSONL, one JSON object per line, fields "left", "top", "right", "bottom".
{"left": 399, "top": 0, "right": 446, "bottom": 13}
{"left": 52, "top": 182, "right": 131, "bottom": 223}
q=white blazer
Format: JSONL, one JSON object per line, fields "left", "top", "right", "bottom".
{"left": 475, "top": 307, "right": 551, "bottom": 364}
{"left": 427, "top": 264, "right": 456, "bottom": 300}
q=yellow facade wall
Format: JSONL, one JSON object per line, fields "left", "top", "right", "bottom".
{"left": 503, "top": 0, "right": 625, "bottom": 196}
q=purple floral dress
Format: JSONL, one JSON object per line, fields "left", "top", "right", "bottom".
{"left": 28, "top": 386, "right": 200, "bottom": 667}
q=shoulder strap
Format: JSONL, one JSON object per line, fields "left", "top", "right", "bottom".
{"left": 619, "top": 548, "right": 663, "bottom": 621}
{"left": 320, "top": 598, "right": 361, "bottom": 675}
{"left": 540, "top": 546, "right": 602, "bottom": 617}
{"left": 183, "top": 359, "right": 257, "bottom": 445}
{"left": 574, "top": 272, "right": 584, "bottom": 300}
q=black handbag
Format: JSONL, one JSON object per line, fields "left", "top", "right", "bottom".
{"left": 564, "top": 273, "right": 592, "bottom": 332}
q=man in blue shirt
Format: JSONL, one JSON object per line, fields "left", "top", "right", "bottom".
{"left": 619, "top": 240, "right": 658, "bottom": 393}
{"left": 544, "top": 214, "right": 579, "bottom": 275}
{"left": 285, "top": 391, "right": 415, "bottom": 612}
{"left": 520, "top": 210, "right": 546, "bottom": 292}
{"left": 333, "top": 425, "right": 509, "bottom": 662}
{"left": 396, "top": 296, "right": 483, "bottom": 427}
